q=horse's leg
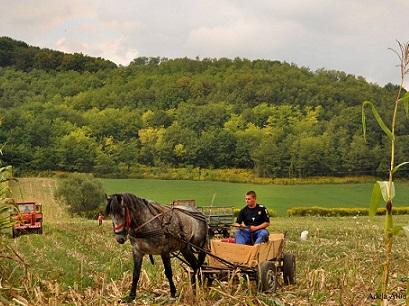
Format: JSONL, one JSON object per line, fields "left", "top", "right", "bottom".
{"left": 197, "top": 250, "right": 206, "bottom": 268}
{"left": 180, "top": 246, "right": 199, "bottom": 285}
{"left": 125, "top": 249, "right": 143, "bottom": 302}
{"left": 161, "top": 253, "right": 176, "bottom": 298}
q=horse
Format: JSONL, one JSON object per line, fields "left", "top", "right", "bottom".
{"left": 105, "top": 193, "right": 208, "bottom": 302}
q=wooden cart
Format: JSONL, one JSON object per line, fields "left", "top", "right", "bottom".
{"left": 201, "top": 233, "right": 296, "bottom": 292}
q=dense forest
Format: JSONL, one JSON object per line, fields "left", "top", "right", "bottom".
{"left": 1, "top": 37, "right": 408, "bottom": 178}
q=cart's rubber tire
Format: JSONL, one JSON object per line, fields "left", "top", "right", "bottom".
{"left": 283, "top": 253, "right": 296, "bottom": 285}
{"left": 257, "top": 261, "right": 277, "bottom": 292}
{"left": 12, "top": 228, "right": 16, "bottom": 238}
{"left": 39, "top": 227, "right": 43, "bottom": 234}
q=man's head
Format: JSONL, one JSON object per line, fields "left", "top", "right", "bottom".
{"left": 245, "top": 191, "right": 257, "bottom": 208}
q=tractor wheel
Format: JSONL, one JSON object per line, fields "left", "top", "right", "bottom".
{"left": 257, "top": 261, "right": 277, "bottom": 292}
{"left": 13, "top": 229, "right": 20, "bottom": 238}
{"left": 283, "top": 253, "right": 296, "bottom": 285}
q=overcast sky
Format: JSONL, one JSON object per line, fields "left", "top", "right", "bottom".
{"left": 1, "top": 0, "right": 408, "bottom": 87}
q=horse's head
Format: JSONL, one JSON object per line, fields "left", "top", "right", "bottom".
{"left": 105, "top": 194, "right": 132, "bottom": 244}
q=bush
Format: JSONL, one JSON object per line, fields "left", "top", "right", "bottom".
{"left": 287, "top": 206, "right": 409, "bottom": 217}
{"left": 120, "top": 164, "right": 378, "bottom": 184}
{"left": 55, "top": 173, "right": 105, "bottom": 218}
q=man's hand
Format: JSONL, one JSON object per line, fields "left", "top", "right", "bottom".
{"left": 250, "top": 222, "right": 270, "bottom": 232}
{"left": 249, "top": 225, "right": 258, "bottom": 232}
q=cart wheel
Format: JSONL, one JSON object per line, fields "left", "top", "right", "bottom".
{"left": 257, "top": 261, "right": 277, "bottom": 292}
{"left": 283, "top": 253, "right": 296, "bottom": 285}
{"left": 39, "top": 227, "right": 43, "bottom": 234}
{"left": 12, "top": 228, "right": 16, "bottom": 238}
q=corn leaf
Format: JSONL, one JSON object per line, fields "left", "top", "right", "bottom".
{"left": 362, "top": 101, "right": 394, "bottom": 141}
{"left": 392, "top": 161, "right": 409, "bottom": 175}
{"left": 0, "top": 219, "right": 13, "bottom": 229}
{"left": 0, "top": 201, "right": 17, "bottom": 230}
{"left": 369, "top": 182, "right": 382, "bottom": 217}
{"left": 377, "top": 181, "right": 395, "bottom": 201}
{"left": 0, "top": 165, "right": 12, "bottom": 173}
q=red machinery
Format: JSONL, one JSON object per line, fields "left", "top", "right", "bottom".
{"left": 11, "top": 201, "right": 43, "bottom": 238}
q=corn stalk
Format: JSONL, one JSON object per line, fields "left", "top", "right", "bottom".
{"left": 362, "top": 40, "right": 409, "bottom": 303}
{"left": 0, "top": 165, "right": 16, "bottom": 231}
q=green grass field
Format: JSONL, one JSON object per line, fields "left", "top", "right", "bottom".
{"left": 100, "top": 179, "right": 409, "bottom": 215}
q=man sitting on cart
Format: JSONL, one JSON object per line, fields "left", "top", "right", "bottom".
{"left": 234, "top": 191, "right": 270, "bottom": 245}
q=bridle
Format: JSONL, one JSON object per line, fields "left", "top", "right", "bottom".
{"left": 113, "top": 206, "right": 132, "bottom": 235}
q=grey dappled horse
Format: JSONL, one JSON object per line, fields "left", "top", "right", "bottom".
{"left": 105, "top": 193, "right": 208, "bottom": 302}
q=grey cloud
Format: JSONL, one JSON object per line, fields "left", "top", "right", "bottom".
{"left": 0, "top": 0, "right": 408, "bottom": 85}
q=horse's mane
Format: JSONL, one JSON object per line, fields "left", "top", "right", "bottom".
{"left": 106, "top": 193, "right": 163, "bottom": 217}
{"left": 105, "top": 194, "right": 121, "bottom": 216}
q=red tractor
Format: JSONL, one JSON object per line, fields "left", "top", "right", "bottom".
{"left": 11, "top": 201, "right": 43, "bottom": 238}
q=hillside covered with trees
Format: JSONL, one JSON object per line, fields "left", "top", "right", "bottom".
{"left": 1, "top": 37, "right": 408, "bottom": 178}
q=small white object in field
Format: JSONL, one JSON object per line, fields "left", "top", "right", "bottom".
{"left": 353, "top": 216, "right": 357, "bottom": 219}
{"left": 300, "top": 230, "right": 309, "bottom": 241}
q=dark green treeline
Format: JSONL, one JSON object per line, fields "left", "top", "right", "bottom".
{"left": 1, "top": 37, "right": 408, "bottom": 178}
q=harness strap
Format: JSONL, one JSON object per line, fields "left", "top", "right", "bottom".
{"left": 131, "top": 212, "right": 164, "bottom": 234}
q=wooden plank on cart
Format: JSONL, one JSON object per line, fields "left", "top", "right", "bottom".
{"left": 171, "top": 199, "right": 196, "bottom": 208}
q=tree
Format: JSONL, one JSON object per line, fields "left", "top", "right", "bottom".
{"left": 56, "top": 128, "right": 98, "bottom": 172}
{"left": 0, "top": 38, "right": 404, "bottom": 176}
{"left": 55, "top": 173, "right": 105, "bottom": 217}
{"left": 344, "top": 134, "right": 381, "bottom": 175}
{"left": 289, "top": 135, "right": 330, "bottom": 177}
